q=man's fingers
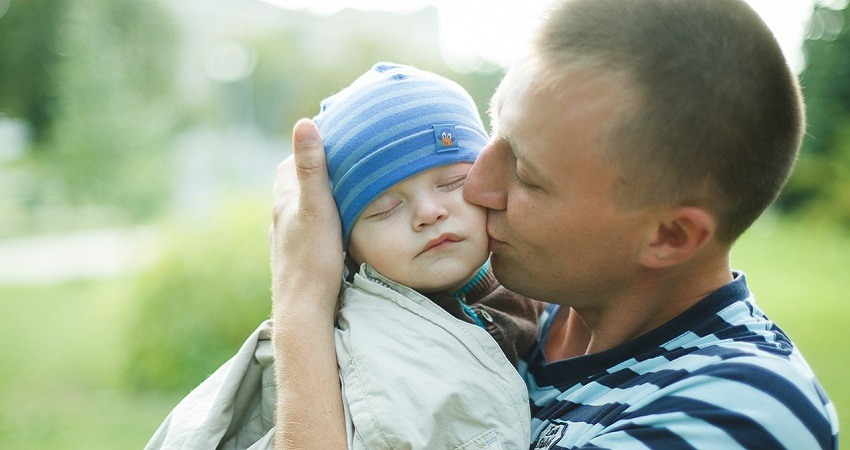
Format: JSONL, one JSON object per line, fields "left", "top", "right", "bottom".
{"left": 273, "top": 154, "right": 295, "bottom": 195}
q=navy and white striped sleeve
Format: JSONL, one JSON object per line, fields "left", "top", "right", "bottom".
{"left": 579, "top": 353, "right": 838, "bottom": 449}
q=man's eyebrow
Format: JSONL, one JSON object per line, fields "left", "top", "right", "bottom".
{"left": 504, "top": 135, "right": 524, "bottom": 166}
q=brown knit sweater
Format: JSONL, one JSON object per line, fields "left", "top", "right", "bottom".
{"left": 426, "top": 262, "right": 546, "bottom": 367}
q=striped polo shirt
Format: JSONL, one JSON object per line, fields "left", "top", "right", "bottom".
{"left": 521, "top": 272, "right": 839, "bottom": 449}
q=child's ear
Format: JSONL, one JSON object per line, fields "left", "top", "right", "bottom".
{"left": 639, "top": 207, "right": 715, "bottom": 268}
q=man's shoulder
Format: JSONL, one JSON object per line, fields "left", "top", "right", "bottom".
{"left": 526, "top": 298, "right": 838, "bottom": 449}
{"left": 646, "top": 306, "right": 823, "bottom": 400}
{"left": 528, "top": 342, "right": 838, "bottom": 450}
{"left": 661, "top": 341, "right": 828, "bottom": 407}
{"left": 527, "top": 274, "right": 839, "bottom": 448}
{"left": 628, "top": 346, "right": 837, "bottom": 449}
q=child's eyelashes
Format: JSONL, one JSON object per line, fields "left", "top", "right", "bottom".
{"left": 362, "top": 173, "right": 467, "bottom": 221}
{"left": 438, "top": 175, "right": 467, "bottom": 191}
{"left": 366, "top": 201, "right": 402, "bottom": 220}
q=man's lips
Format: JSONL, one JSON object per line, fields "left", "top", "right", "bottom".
{"left": 421, "top": 233, "right": 462, "bottom": 253}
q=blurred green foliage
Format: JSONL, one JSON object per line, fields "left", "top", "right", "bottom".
{"left": 0, "top": 0, "right": 181, "bottom": 219}
{"left": 236, "top": 8, "right": 503, "bottom": 138}
{"left": 122, "top": 196, "right": 271, "bottom": 392}
{"left": 0, "top": 0, "right": 67, "bottom": 141}
{"left": 781, "top": 3, "right": 850, "bottom": 226}
{"left": 0, "top": 1, "right": 503, "bottom": 231}
{"left": 39, "top": 0, "right": 180, "bottom": 218}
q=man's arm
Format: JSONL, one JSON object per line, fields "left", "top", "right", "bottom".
{"left": 270, "top": 118, "right": 347, "bottom": 449}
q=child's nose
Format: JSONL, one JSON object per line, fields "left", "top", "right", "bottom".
{"left": 413, "top": 199, "right": 448, "bottom": 229}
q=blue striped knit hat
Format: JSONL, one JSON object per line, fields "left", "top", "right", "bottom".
{"left": 314, "top": 62, "right": 489, "bottom": 248}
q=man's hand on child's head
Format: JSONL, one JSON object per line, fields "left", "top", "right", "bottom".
{"left": 271, "top": 118, "right": 343, "bottom": 319}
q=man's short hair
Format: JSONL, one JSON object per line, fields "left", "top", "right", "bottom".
{"left": 536, "top": 0, "right": 804, "bottom": 243}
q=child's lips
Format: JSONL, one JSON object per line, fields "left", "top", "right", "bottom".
{"left": 421, "top": 233, "right": 462, "bottom": 254}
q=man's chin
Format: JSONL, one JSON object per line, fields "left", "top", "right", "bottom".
{"left": 491, "top": 254, "right": 547, "bottom": 299}
{"left": 489, "top": 254, "right": 516, "bottom": 286}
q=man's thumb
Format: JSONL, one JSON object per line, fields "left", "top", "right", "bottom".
{"left": 292, "top": 118, "right": 330, "bottom": 196}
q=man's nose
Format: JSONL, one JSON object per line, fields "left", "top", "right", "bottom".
{"left": 464, "top": 139, "right": 508, "bottom": 211}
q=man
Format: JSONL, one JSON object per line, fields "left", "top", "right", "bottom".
{"left": 271, "top": 0, "right": 839, "bottom": 448}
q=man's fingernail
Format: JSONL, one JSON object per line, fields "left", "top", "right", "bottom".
{"left": 295, "top": 118, "right": 319, "bottom": 146}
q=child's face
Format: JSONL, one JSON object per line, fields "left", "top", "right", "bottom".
{"left": 348, "top": 163, "right": 489, "bottom": 293}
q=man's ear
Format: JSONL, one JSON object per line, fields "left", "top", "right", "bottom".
{"left": 639, "top": 207, "right": 715, "bottom": 268}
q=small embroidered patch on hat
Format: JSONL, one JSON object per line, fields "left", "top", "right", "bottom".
{"left": 433, "top": 123, "right": 459, "bottom": 153}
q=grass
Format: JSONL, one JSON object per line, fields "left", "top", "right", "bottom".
{"left": 0, "top": 279, "right": 184, "bottom": 449}
{"left": 0, "top": 215, "right": 846, "bottom": 448}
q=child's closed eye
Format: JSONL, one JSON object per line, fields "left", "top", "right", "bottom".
{"left": 438, "top": 175, "right": 467, "bottom": 191}
{"left": 366, "top": 201, "right": 402, "bottom": 220}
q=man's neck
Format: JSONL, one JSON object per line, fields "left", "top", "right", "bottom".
{"left": 544, "top": 259, "right": 733, "bottom": 360}
{"left": 544, "top": 307, "right": 590, "bottom": 360}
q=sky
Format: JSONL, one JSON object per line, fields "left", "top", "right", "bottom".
{"left": 259, "top": 0, "right": 841, "bottom": 74}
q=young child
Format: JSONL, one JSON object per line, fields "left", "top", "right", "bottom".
{"left": 146, "top": 62, "right": 541, "bottom": 450}
{"left": 319, "top": 62, "right": 542, "bottom": 449}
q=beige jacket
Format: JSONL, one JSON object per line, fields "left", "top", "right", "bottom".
{"left": 337, "top": 265, "right": 530, "bottom": 449}
{"left": 146, "top": 264, "right": 530, "bottom": 449}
